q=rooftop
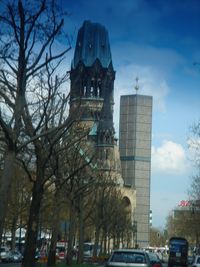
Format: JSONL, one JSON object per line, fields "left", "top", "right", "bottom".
{"left": 72, "top": 20, "right": 112, "bottom": 69}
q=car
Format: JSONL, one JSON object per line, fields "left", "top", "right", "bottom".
{"left": 0, "top": 247, "right": 10, "bottom": 262}
{"left": 106, "top": 249, "right": 151, "bottom": 267}
{"left": 2, "top": 251, "right": 23, "bottom": 263}
{"left": 35, "top": 250, "right": 41, "bottom": 261}
{"left": 188, "top": 256, "right": 194, "bottom": 266}
{"left": 147, "top": 252, "right": 163, "bottom": 267}
{"left": 192, "top": 255, "right": 200, "bottom": 267}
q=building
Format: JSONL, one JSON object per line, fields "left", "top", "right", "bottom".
{"left": 119, "top": 95, "right": 152, "bottom": 247}
{"left": 171, "top": 200, "right": 200, "bottom": 246}
{"left": 69, "top": 20, "right": 152, "bottom": 247}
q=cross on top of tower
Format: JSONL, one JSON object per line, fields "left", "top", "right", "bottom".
{"left": 134, "top": 76, "right": 140, "bottom": 94}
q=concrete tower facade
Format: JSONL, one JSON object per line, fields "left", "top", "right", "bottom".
{"left": 119, "top": 95, "right": 152, "bottom": 247}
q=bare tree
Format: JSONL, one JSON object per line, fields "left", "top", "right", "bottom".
{"left": 165, "top": 210, "right": 198, "bottom": 246}
{"left": 165, "top": 120, "right": 200, "bottom": 247}
{"left": 150, "top": 227, "right": 166, "bottom": 247}
{"left": 61, "top": 137, "right": 96, "bottom": 265}
{"left": 46, "top": 124, "right": 94, "bottom": 266}
{"left": 4, "top": 165, "right": 32, "bottom": 251}
{"left": 187, "top": 120, "right": 200, "bottom": 245}
{"left": 0, "top": 1, "right": 75, "bottom": 266}
{"left": 84, "top": 172, "right": 132, "bottom": 256}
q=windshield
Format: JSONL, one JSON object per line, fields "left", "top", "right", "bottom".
{"left": 111, "top": 252, "right": 146, "bottom": 263}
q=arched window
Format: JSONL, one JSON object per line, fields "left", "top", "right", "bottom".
{"left": 90, "top": 79, "right": 95, "bottom": 97}
{"left": 97, "top": 80, "right": 101, "bottom": 97}
{"left": 83, "top": 81, "right": 87, "bottom": 96}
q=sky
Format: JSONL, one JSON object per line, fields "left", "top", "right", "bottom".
{"left": 59, "top": 0, "right": 200, "bottom": 229}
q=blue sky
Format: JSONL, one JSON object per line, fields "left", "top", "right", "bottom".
{"left": 60, "top": 0, "right": 200, "bottom": 229}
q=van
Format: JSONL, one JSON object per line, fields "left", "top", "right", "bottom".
{"left": 168, "top": 237, "right": 188, "bottom": 267}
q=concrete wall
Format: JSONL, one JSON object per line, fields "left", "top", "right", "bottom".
{"left": 119, "top": 94, "right": 153, "bottom": 247}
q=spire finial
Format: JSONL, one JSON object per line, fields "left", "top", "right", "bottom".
{"left": 134, "top": 76, "right": 139, "bottom": 94}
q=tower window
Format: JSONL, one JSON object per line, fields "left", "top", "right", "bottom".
{"left": 97, "top": 80, "right": 101, "bottom": 97}
{"left": 83, "top": 81, "right": 87, "bottom": 96}
{"left": 90, "top": 80, "right": 94, "bottom": 97}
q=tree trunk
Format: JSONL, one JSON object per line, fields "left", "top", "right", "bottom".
{"left": 93, "top": 226, "right": 100, "bottom": 257}
{"left": 77, "top": 193, "right": 84, "bottom": 264}
{"left": 100, "top": 236, "right": 103, "bottom": 254}
{"left": 22, "top": 179, "right": 44, "bottom": 267}
{"left": 117, "top": 233, "right": 120, "bottom": 248}
{"left": 108, "top": 237, "right": 110, "bottom": 254}
{"left": 121, "top": 232, "right": 124, "bottom": 248}
{"left": 103, "top": 231, "right": 107, "bottom": 254}
{"left": 66, "top": 199, "right": 76, "bottom": 265}
{"left": 11, "top": 218, "right": 17, "bottom": 251}
{"left": 47, "top": 187, "right": 62, "bottom": 267}
{"left": 113, "top": 235, "right": 116, "bottom": 249}
{"left": 0, "top": 150, "right": 15, "bottom": 247}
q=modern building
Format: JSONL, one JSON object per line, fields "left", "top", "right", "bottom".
{"left": 119, "top": 94, "right": 153, "bottom": 247}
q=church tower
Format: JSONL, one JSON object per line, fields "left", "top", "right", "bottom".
{"left": 69, "top": 20, "right": 136, "bottom": 246}
{"left": 69, "top": 20, "right": 116, "bottom": 168}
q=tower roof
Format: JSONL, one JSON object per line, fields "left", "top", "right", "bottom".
{"left": 72, "top": 20, "right": 112, "bottom": 69}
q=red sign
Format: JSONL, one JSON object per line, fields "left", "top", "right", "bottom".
{"left": 178, "top": 200, "right": 191, "bottom": 207}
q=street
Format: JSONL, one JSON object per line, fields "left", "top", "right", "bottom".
{"left": 0, "top": 262, "right": 169, "bottom": 267}
{"left": 0, "top": 264, "right": 21, "bottom": 267}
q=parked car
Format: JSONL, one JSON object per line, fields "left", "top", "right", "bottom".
{"left": 187, "top": 256, "right": 194, "bottom": 266}
{"left": 147, "top": 252, "right": 163, "bottom": 267}
{"left": 0, "top": 247, "right": 10, "bottom": 262}
{"left": 192, "top": 255, "right": 200, "bottom": 267}
{"left": 2, "top": 251, "right": 23, "bottom": 263}
{"left": 35, "top": 250, "right": 41, "bottom": 261}
{"left": 106, "top": 249, "right": 151, "bottom": 267}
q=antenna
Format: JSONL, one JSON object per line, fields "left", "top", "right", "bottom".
{"left": 134, "top": 76, "right": 139, "bottom": 94}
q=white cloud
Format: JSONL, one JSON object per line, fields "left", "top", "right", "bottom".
{"left": 150, "top": 141, "right": 192, "bottom": 228}
{"left": 151, "top": 140, "right": 190, "bottom": 175}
